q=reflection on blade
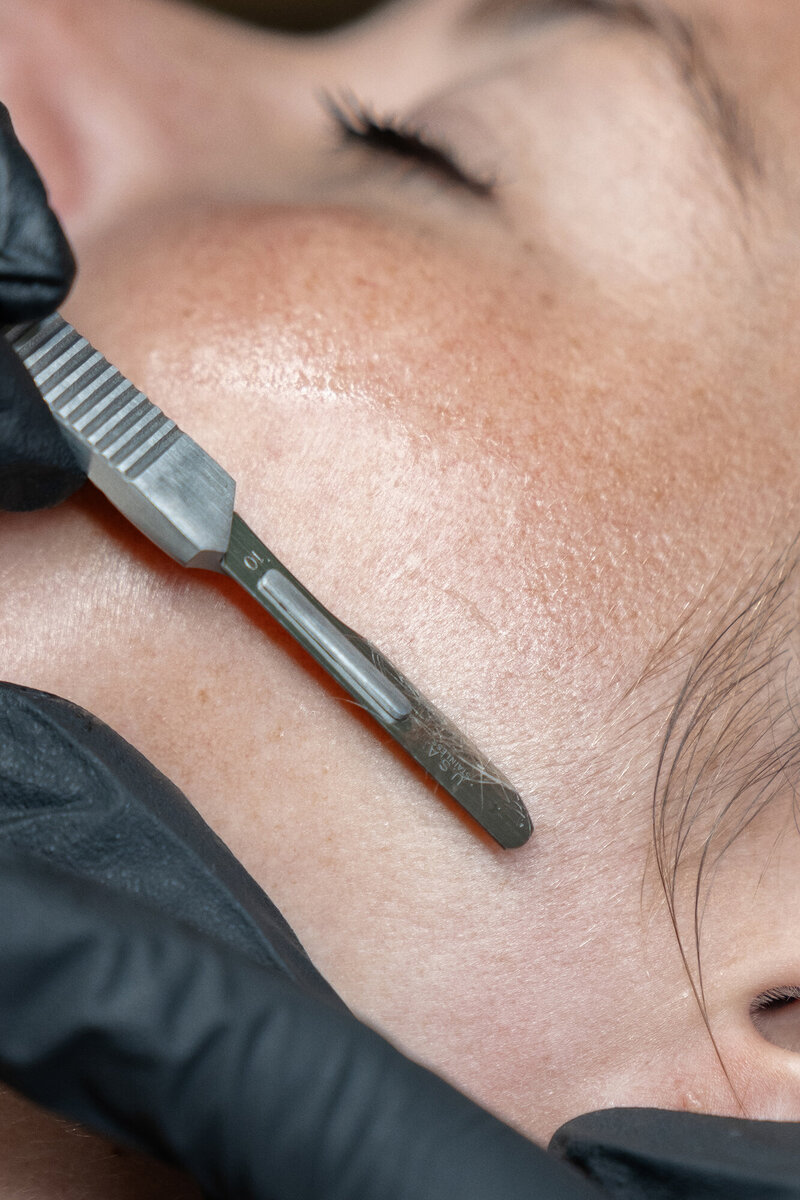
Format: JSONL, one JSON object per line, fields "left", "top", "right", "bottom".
{"left": 222, "top": 513, "right": 532, "bottom": 849}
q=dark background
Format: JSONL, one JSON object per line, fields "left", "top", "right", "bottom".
{"left": 189, "top": 0, "right": 386, "bottom": 31}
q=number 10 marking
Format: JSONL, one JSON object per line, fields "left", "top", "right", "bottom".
{"left": 244, "top": 549, "right": 265, "bottom": 572}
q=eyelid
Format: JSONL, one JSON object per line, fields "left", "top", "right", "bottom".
{"left": 322, "top": 92, "right": 497, "bottom": 200}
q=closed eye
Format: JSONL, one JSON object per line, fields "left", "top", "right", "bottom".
{"left": 323, "top": 93, "right": 496, "bottom": 199}
{"left": 750, "top": 987, "right": 800, "bottom": 1053}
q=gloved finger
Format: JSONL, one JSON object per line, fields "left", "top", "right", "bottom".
{"left": 550, "top": 1106, "right": 800, "bottom": 1199}
{"left": 0, "top": 338, "right": 86, "bottom": 509}
{"left": 0, "top": 680, "right": 341, "bottom": 1004}
{"left": 0, "top": 849, "right": 603, "bottom": 1200}
{"left": 0, "top": 103, "right": 84, "bottom": 508}
{"left": 0, "top": 102, "right": 75, "bottom": 319}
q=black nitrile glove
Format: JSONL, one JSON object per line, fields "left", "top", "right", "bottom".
{"left": 551, "top": 1108, "right": 800, "bottom": 1200}
{"left": 0, "top": 681, "right": 342, "bottom": 1000}
{"left": 0, "top": 680, "right": 799, "bottom": 1200}
{"left": 0, "top": 102, "right": 85, "bottom": 509}
{"left": 0, "top": 683, "right": 598, "bottom": 1200}
{"left": 0, "top": 852, "right": 603, "bottom": 1200}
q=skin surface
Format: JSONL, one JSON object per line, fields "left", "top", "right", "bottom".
{"left": 2, "top": 0, "right": 800, "bottom": 1193}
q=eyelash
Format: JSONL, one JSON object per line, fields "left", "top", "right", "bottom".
{"left": 750, "top": 986, "right": 800, "bottom": 1014}
{"left": 323, "top": 93, "right": 495, "bottom": 199}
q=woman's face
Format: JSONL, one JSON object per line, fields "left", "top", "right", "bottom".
{"left": 3, "top": 0, "right": 800, "bottom": 1193}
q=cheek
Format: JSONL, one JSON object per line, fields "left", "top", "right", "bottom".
{"left": 60, "top": 203, "right": 674, "bottom": 733}
{"left": 56, "top": 202, "right": 799, "bottom": 911}
{"left": 47, "top": 201, "right": 800, "bottom": 1140}
{"left": 63, "top": 207, "right": 577, "bottom": 724}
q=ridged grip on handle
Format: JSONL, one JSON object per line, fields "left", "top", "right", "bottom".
{"left": 5, "top": 314, "right": 235, "bottom": 569}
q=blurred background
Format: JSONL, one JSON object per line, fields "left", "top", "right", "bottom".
{"left": 190, "top": 0, "right": 387, "bottom": 31}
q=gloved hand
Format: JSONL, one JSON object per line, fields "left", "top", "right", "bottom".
{"left": 0, "top": 682, "right": 597, "bottom": 1200}
{"left": 1, "top": 682, "right": 800, "bottom": 1200}
{"left": 0, "top": 102, "right": 86, "bottom": 510}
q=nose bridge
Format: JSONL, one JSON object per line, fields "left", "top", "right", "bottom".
{"left": 0, "top": 0, "right": 333, "bottom": 246}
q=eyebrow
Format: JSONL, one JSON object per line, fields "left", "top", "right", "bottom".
{"left": 460, "top": 0, "right": 760, "bottom": 192}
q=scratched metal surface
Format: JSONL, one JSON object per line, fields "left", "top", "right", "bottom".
{"left": 222, "top": 515, "right": 533, "bottom": 849}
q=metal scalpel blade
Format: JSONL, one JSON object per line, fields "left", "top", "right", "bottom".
{"left": 221, "top": 515, "right": 532, "bottom": 848}
{"left": 6, "top": 313, "right": 533, "bottom": 849}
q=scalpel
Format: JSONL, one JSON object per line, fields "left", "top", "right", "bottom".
{"left": 5, "top": 314, "right": 532, "bottom": 849}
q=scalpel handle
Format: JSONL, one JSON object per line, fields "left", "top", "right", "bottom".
{"left": 5, "top": 313, "right": 235, "bottom": 569}
{"left": 6, "top": 315, "right": 533, "bottom": 847}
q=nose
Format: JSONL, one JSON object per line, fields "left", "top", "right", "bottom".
{"left": 0, "top": 0, "right": 329, "bottom": 246}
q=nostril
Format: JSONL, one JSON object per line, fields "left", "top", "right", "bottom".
{"left": 750, "top": 987, "right": 800, "bottom": 1052}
